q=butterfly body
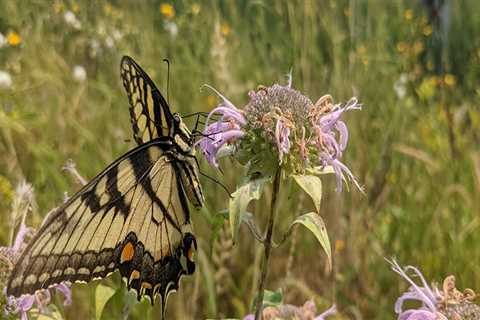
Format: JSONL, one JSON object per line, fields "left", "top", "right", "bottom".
{"left": 6, "top": 56, "right": 204, "bottom": 311}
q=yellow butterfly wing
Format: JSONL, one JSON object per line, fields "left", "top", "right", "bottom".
{"left": 6, "top": 139, "right": 197, "bottom": 305}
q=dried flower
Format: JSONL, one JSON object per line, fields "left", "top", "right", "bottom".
{"left": 198, "top": 76, "right": 362, "bottom": 192}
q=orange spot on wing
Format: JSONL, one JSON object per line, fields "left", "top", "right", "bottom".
{"left": 141, "top": 282, "right": 152, "bottom": 289}
{"left": 121, "top": 242, "right": 135, "bottom": 263}
{"left": 130, "top": 270, "right": 140, "bottom": 280}
{"left": 187, "top": 247, "right": 194, "bottom": 261}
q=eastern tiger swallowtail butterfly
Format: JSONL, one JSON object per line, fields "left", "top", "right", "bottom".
{"left": 6, "top": 56, "right": 205, "bottom": 315}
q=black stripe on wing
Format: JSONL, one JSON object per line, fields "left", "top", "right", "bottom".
{"left": 6, "top": 138, "right": 194, "bottom": 304}
{"left": 120, "top": 56, "right": 174, "bottom": 144}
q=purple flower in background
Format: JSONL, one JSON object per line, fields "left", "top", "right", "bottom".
{"left": 197, "top": 85, "right": 246, "bottom": 167}
{"left": 2, "top": 222, "right": 72, "bottom": 320}
{"left": 389, "top": 259, "right": 447, "bottom": 320}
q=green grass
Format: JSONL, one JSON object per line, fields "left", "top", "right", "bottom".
{"left": 1, "top": 0, "right": 479, "bottom": 319}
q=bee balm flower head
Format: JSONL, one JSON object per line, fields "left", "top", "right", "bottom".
{"left": 198, "top": 76, "right": 362, "bottom": 192}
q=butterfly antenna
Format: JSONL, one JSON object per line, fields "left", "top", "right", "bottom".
{"left": 163, "top": 58, "right": 170, "bottom": 104}
{"left": 199, "top": 171, "right": 231, "bottom": 197}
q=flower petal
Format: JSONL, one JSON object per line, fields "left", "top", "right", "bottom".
{"left": 54, "top": 283, "right": 72, "bottom": 306}
{"left": 314, "top": 304, "right": 337, "bottom": 320}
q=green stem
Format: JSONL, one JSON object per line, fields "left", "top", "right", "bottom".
{"left": 254, "top": 168, "right": 281, "bottom": 320}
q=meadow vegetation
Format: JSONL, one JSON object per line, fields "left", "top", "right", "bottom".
{"left": 0, "top": 1, "right": 479, "bottom": 319}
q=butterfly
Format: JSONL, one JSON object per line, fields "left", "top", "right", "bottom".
{"left": 6, "top": 56, "right": 205, "bottom": 314}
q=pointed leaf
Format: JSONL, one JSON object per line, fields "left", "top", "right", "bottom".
{"left": 95, "top": 284, "right": 116, "bottom": 320}
{"left": 229, "top": 178, "right": 268, "bottom": 243}
{"left": 289, "top": 212, "right": 332, "bottom": 271}
{"left": 292, "top": 174, "right": 323, "bottom": 212}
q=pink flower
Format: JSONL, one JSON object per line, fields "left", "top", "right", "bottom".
{"left": 389, "top": 259, "right": 448, "bottom": 320}
{"left": 197, "top": 85, "right": 246, "bottom": 167}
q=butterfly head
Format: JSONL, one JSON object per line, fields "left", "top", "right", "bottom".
{"left": 173, "top": 113, "right": 194, "bottom": 145}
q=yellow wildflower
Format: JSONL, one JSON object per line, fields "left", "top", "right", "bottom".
{"left": 191, "top": 3, "right": 200, "bottom": 15}
{"left": 344, "top": 7, "right": 352, "bottom": 17}
{"left": 404, "top": 9, "right": 413, "bottom": 20}
{"left": 444, "top": 74, "right": 456, "bottom": 87}
{"left": 160, "top": 3, "right": 175, "bottom": 19}
{"left": 221, "top": 22, "right": 230, "bottom": 36}
{"left": 7, "top": 31, "right": 21, "bottom": 46}
{"left": 72, "top": 3, "right": 80, "bottom": 12}
{"left": 423, "top": 25, "right": 433, "bottom": 36}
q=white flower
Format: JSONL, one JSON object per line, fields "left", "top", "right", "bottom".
{"left": 64, "top": 10, "right": 82, "bottom": 29}
{"left": 0, "top": 70, "right": 13, "bottom": 88}
{"left": 112, "top": 29, "right": 123, "bottom": 41}
{"left": 394, "top": 73, "right": 408, "bottom": 99}
{"left": 72, "top": 65, "right": 86, "bottom": 82}
{"left": 164, "top": 21, "right": 178, "bottom": 38}
{"left": 105, "top": 36, "right": 114, "bottom": 48}
{"left": 89, "top": 39, "right": 101, "bottom": 57}
{"left": 0, "top": 32, "right": 6, "bottom": 48}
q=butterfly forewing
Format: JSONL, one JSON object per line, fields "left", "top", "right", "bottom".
{"left": 6, "top": 140, "right": 195, "bottom": 304}
{"left": 120, "top": 56, "right": 174, "bottom": 144}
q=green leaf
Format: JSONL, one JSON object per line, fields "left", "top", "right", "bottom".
{"left": 262, "top": 288, "right": 283, "bottom": 307}
{"left": 95, "top": 284, "right": 116, "bottom": 320}
{"left": 292, "top": 174, "right": 323, "bottom": 212}
{"left": 229, "top": 178, "right": 268, "bottom": 243}
{"left": 289, "top": 212, "right": 332, "bottom": 271}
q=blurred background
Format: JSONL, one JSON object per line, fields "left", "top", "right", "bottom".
{"left": 0, "top": 0, "right": 479, "bottom": 319}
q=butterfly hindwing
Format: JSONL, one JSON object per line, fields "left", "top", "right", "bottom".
{"left": 120, "top": 56, "right": 174, "bottom": 144}
{"left": 6, "top": 139, "right": 196, "bottom": 304}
